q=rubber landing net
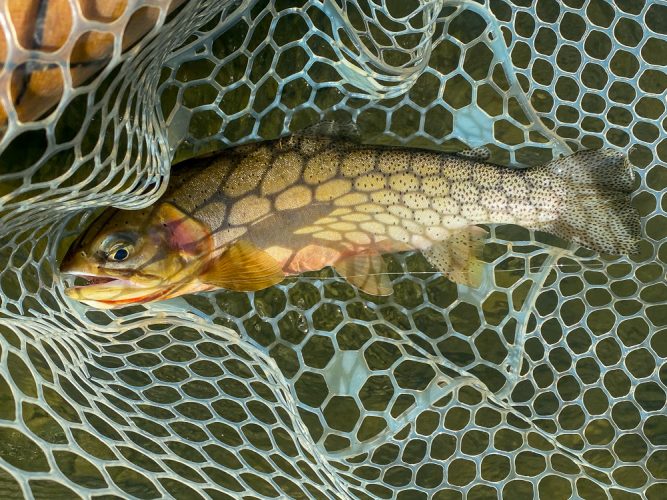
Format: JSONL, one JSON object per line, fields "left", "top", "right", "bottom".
{"left": 0, "top": 0, "right": 664, "bottom": 498}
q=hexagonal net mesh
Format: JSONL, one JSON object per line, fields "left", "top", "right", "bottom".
{"left": 0, "top": 0, "right": 665, "bottom": 498}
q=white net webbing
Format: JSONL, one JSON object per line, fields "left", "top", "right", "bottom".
{"left": 0, "top": 0, "right": 665, "bottom": 498}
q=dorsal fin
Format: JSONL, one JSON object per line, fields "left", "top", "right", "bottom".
{"left": 334, "top": 252, "right": 393, "bottom": 296}
{"left": 423, "top": 226, "right": 487, "bottom": 288}
{"left": 202, "top": 241, "right": 285, "bottom": 292}
{"left": 457, "top": 146, "right": 491, "bottom": 162}
{"left": 295, "top": 121, "right": 361, "bottom": 142}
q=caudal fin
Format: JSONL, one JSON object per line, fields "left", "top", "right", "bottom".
{"left": 541, "top": 149, "right": 640, "bottom": 255}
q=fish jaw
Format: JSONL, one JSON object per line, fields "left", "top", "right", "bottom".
{"left": 62, "top": 268, "right": 217, "bottom": 309}
{"left": 63, "top": 272, "right": 174, "bottom": 309}
{"left": 66, "top": 288, "right": 175, "bottom": 309}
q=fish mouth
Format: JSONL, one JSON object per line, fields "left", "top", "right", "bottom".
{"left": 62, "top": 272, "right": 173, "bottom": 309}
{"left": 64, "top": 273, "right": 133, "bottom": 290}
{"left": 72, "top": 275, "right": 119, "bottom": 286}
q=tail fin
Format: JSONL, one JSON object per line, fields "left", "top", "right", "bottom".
{"left": 540, "top": 149, "right": 640, "bottom": 255}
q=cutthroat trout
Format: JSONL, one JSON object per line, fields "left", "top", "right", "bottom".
{"left": 60, "top": 135, "right": 640, "bottom": 309}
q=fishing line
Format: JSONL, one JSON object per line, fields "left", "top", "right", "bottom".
{"left": 288, "top": 262, "right": 609, "bottom": 281}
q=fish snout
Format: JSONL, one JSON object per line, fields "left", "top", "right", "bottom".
{"left": 59, "top": 248, "right": 89, "bottom": 274}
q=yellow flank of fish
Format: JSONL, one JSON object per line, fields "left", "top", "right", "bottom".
{"left": 370, "top": 189, "right": 401, "bottom": 206}
{"left": 341, "top": 150, "right": 374, "bottom": 177}
{"left": 378, "top": 150, "right": 409, "bottom": 173}
{"left": 403, "top": 192, "right": 430, "bottom": 210}
{"left": 354, "top": 173, "right": 386, "bottom": 191}
{"left": 224, "top": 148, "right": 269, "bottom": 197}
{"left": 414, "top": 209, "right": 440, "bottom": 227}
{"left": 389, "top": 173, "right": 419, "bottom": 192}
{"left": 422, "top": 176, "right": 449, "bottom": 196}
{"left": 360, "top": 221, "right": 387, "bottom": 235}
{"left": 356, "top": 203, "right": 383, "bottom": 214}
{"left": 228, "top": 195, "right": 271, "bottom": 225}
{"left": 387, "top": 225, "right": 411, "bottom": 243}
{"left": 314, "top": 230, "right": 343, "bottom": 242}
{"left": 341, "top": 213, "right": 372, "bottom": 222}
{"left": 293, "top": 225, "right": 320, "bottom": 235}
{"left": 275, "top": 185, "right": 312, "bottom": 210}
{"left": 261, "top": 152, "right": 303, "bottom": 195}
{"left": 335, "top": 192, "right": 369, "bottom": 207}
{"left": 329, "top": 208, "right": 353, "bottom": 217}
{"left": 346, "top": 231, "right": 372, "bottom": 246}
{"left": 431, "top": 197, "right": 459, "bottom": 215}
{"left": 303, "top": 150, "right": 339, "bottom": 184}
{"left": 388, "top": 205, "right": 414, "bottom": 221}
{"left": 315, "top": 179, "right": 352, "bottom": 201}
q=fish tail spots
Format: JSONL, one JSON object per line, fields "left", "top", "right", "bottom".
{"left": 542, "top": 149, "right": 640, "bottom": 254}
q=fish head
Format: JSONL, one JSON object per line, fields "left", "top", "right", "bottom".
{"left": 60, "top": 203, "right": 213, "bottom": 308}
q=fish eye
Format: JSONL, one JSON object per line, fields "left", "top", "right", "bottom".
{"left": 99, "top": 233, "right": 136, "bottom": 262}
{"left": 111, "top": 248, "right": 129, "bottom": 262}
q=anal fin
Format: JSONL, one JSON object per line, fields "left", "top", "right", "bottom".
{"left": 423, "top": 226, "right": 486, "bottom": 288}
{"left": 334, "top": 252, "right": 393, "bottom": 296}
{"left": 202, "top": 240, "right": 285, "bottom": 292}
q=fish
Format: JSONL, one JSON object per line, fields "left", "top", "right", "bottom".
{"left": 60, "top": 134, "right": 640, "bottom": 309}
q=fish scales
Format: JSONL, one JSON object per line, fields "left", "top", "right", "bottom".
{"left": 60, "top": 136, "right": 640, "bottom": 308}
{"left": 165, "top": 136, "right": 560, "bottom": 252}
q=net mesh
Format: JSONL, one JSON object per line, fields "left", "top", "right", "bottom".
{"left": 0, "top": 0, "right": 665, "bottom": 498}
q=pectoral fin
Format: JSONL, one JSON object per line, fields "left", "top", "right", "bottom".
{"left": 334, "top": 253, "right": 393, "bottom": 296}
{"left": 202, "top": 241, "right": 285, "bottom": 292}
{"left": 423, "top": 226, "right": 486, "bottom": 288}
